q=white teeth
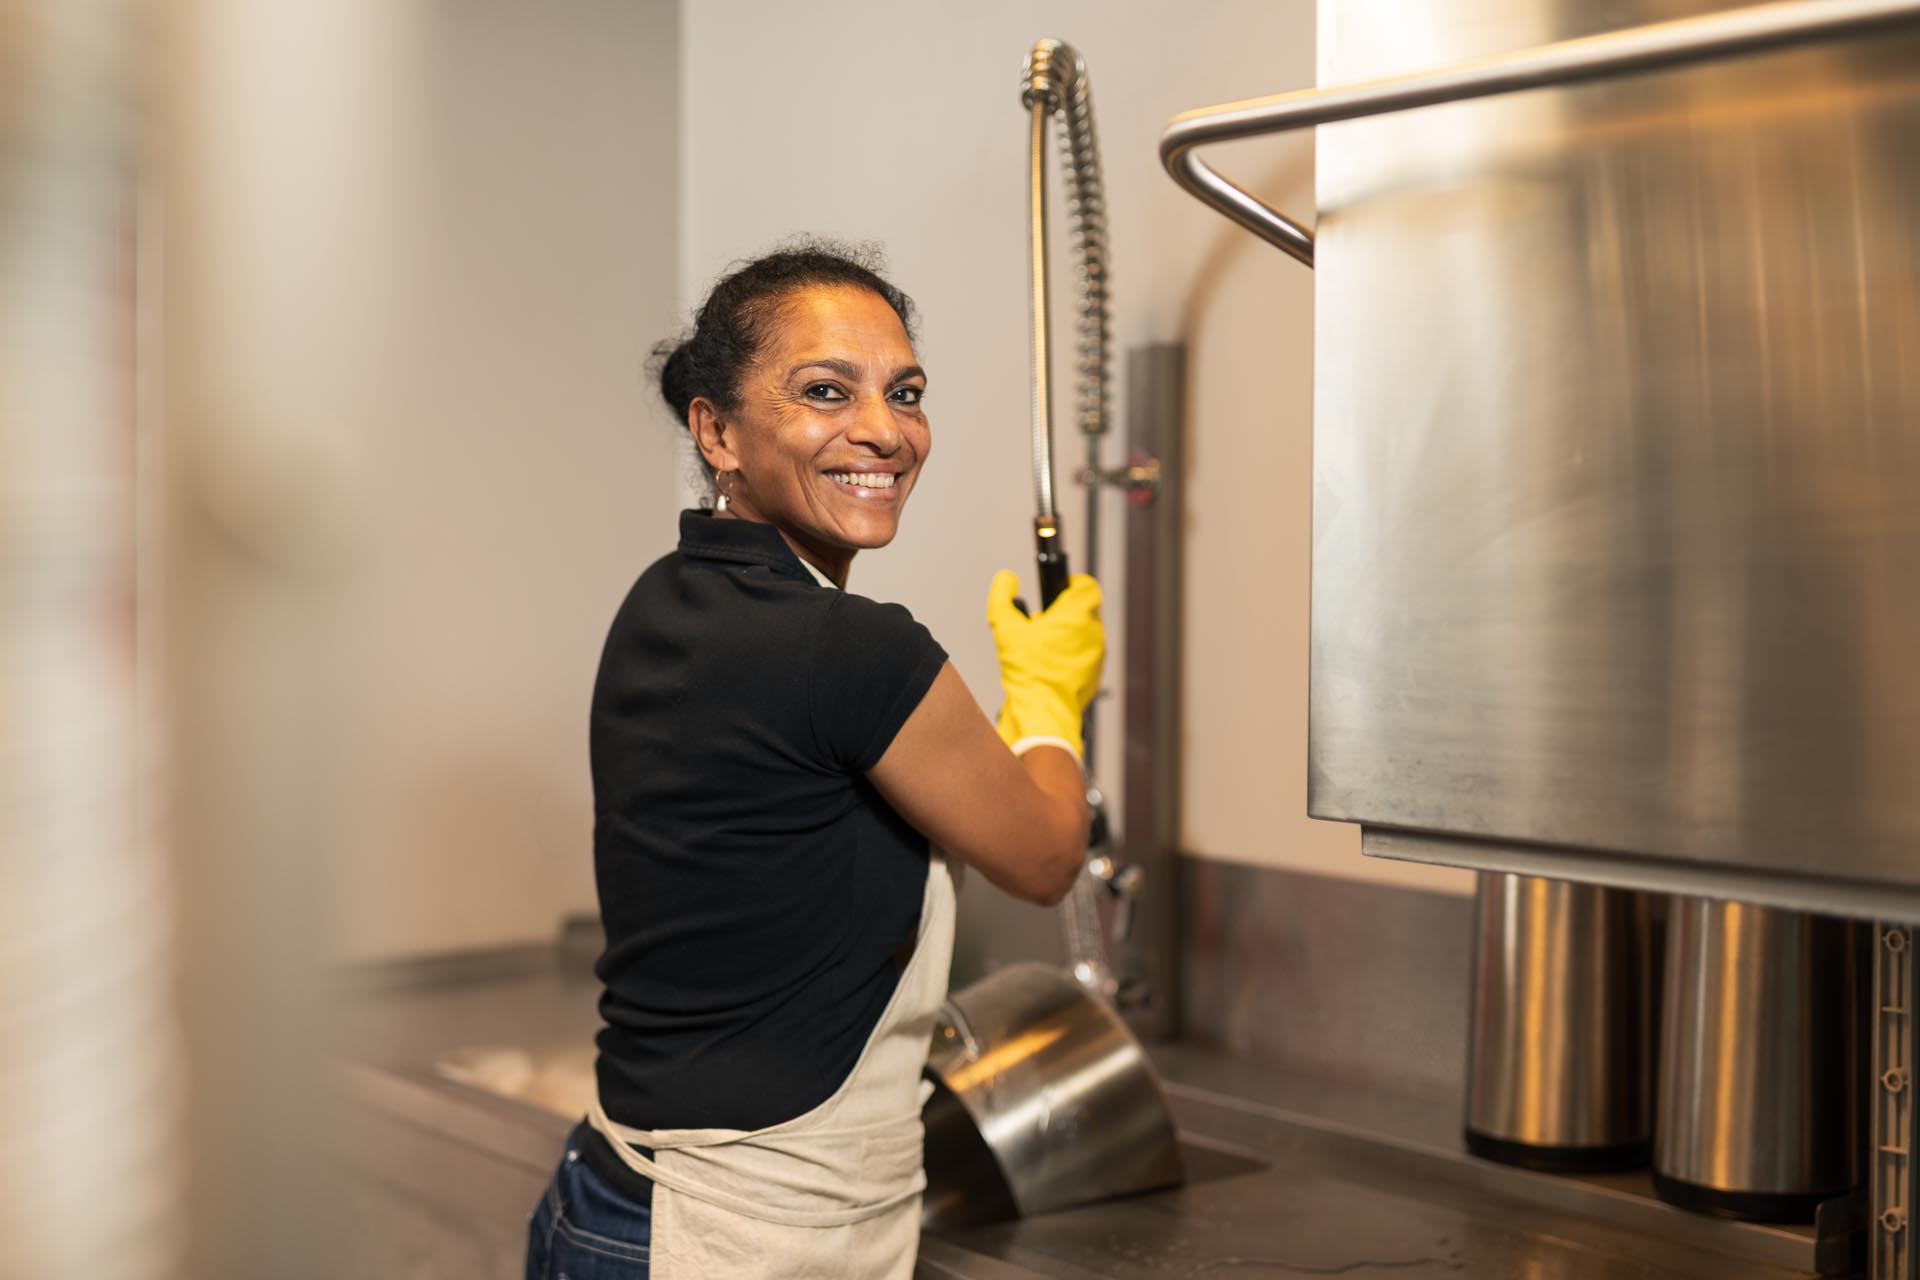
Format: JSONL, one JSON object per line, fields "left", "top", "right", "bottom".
{"left": 826, "top": 472, "right": 896, "bottom": 490}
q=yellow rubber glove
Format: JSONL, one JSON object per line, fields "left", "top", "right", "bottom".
{"left": 985, "top": 570, "right": 1105, "bottom": 761}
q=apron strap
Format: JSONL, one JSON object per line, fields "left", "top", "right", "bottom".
{"left": 598, "top": 1111, "right": 928, "bottom": 1153}
{"left": 587, "top": 1091, "right": 927, "bottom": 1229}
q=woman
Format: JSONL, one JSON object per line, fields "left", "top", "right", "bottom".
{"left": 525, "top": 244, "right": 1103, "bottom": 1279}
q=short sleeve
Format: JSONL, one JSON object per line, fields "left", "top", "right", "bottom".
{"left": 809, "top": 592, "right": 949, "bottom": 772}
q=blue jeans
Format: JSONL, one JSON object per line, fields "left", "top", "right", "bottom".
{"left": 526, "top": 1123, "right": 653, "bottom": 1280}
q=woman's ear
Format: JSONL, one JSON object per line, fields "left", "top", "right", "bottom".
{"left": 688, "top": 397, "right": 740, "bottom": 475}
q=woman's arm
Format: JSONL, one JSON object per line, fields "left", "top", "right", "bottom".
{"left": 867, "top": 662, "right": 1087, "bottom": 907}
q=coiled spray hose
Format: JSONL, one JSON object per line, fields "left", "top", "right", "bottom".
{"left": 1021, "top": 39, "right": 1116, "bottom": 998}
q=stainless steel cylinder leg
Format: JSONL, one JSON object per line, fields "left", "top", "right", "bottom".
{"left": 1464, "top": 873, "right": 1656, "bottom": 1172}
{"left": 1655, "top": 898, "right": 1862, "bottom": 1222}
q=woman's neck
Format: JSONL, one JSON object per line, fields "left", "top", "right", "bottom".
{"left": 716, "top": 507, "right": 852, "bottom": 588}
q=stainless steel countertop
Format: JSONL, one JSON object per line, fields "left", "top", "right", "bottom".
{"left": 338, "top": 949, "right": 1822, "bottom": 1279}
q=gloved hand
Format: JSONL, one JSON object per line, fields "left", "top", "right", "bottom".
{"left": 985, "top": 570, "right": 1104, "bottom": 761}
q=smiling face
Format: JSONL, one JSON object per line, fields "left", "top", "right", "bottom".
{"left": 688, "top": 284, "right": 930, "bottom": 580}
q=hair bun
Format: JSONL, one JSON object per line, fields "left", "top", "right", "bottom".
{"left": 652, "top": 338, "right": 696, "bottom": 426}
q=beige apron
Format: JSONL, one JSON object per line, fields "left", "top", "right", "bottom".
{"left": 587, "top": 854, "right": 956, "bottom": 1279}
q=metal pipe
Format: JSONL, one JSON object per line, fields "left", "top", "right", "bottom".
{"left": 1119, "top": 343, "right": 1186, "bottom": 1036}
{"left": 1025, "top": 100, "right": 1057, "bottom": 522}
{"left": 1158, "top": 0, "right": 1920, "bottom": 264}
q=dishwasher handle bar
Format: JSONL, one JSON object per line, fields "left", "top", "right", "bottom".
{"left": 1158, "top": 0, "right": 1920, "bottom": 268}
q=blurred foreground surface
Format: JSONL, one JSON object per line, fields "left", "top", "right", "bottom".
{"left": 2, "top": 3, "right": 184, "bottom": 1276}
{"left": 6, "top": 0, "right": 674, "bottom": 1271}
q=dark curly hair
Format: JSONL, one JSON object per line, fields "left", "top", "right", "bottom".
{"left": 652, "top": 240, "right": 918, "bottom": 496}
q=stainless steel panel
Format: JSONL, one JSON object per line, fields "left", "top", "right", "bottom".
{"left": 1181, "top": 858, "right": 1471, "bottom": 1099}
{"left": 1464, "top": 873, "right": 1655, "bottom": 1162}
{"left": 1312, "top": 1, "right": 1920, "bottom": 893}
{"left": 1366, "top": 826, "right": 1920, "bottom": 923}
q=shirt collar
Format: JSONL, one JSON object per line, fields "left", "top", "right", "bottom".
{"left": 677, "top": 508, "right": 837, "bottom": 589}
{"left": 794, "top": 555, "right": 838, "bottom": 591}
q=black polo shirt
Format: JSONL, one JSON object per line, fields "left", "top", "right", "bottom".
{"left": 590, "top": 509, "right": 948, "bottom": 1131}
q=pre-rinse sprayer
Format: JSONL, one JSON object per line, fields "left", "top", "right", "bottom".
{"left": 1021, "top": 39, "right": 1136, "bottom": 1001}
{"left": 1021, "top": 38, "right": 1111, "bottom": 607}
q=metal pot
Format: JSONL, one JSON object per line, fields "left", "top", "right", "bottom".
{"left": 922, "top": 963, "right": 1184, "bottom": 1227}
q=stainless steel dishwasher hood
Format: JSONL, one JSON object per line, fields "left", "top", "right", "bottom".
{"left": 1170, "top": 0, "right": 1920, "bottom": 919}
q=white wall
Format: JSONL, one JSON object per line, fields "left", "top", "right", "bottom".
{"left": 678, "top": 1, "right": 1472, "bottom": 898}
{"left": 327, "top": 0, "right": 684, "bottom": 958}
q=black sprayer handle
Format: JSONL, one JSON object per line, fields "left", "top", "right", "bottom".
{"left": 1035, "top": 516, "right": 1069, "bottom": 611}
